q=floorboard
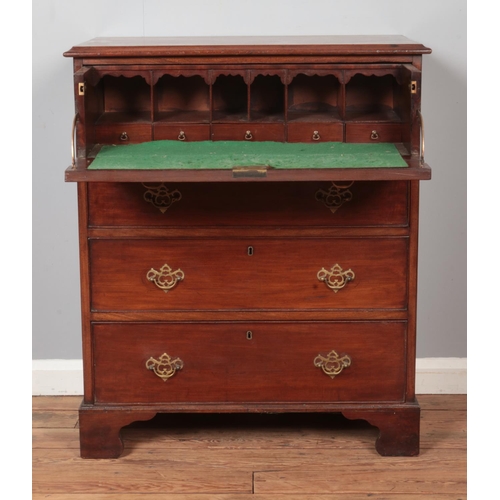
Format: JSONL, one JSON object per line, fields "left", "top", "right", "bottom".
{"left": 32, "top": 395, "right": 467, "bottom": 499}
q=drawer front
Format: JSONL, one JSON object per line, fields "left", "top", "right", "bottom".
{"left": 87, "top": 181, "right": 409, "bottom": 227}
{"left": 93, "top": 321, "right": 407, "bottom": 404}
{"left": 211, "top": 123, "right": 285, "bottom": 142}
{"left": 94, "top": 123, "right": 153, "bottom": 144}
{"left": 89, "top": 237, "right": 408, "bottom": 311}
{"left": 345, "top": 123, "right": 402, "bottom": 143}
{"left": 153, "top": 124, "right": 210, "bottom": 142}
{"left": 288, "top": 123, "right": 343, "bottom": 143}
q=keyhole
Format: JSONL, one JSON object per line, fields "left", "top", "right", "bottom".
{"left": 246, "top": 331, "right": 253, "bottom": 340}
{"left": 247, "top": 246, "right": 254, "bottom": 256}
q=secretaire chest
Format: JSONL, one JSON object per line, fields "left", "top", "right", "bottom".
{"left": 64, "top": 35, "right": 431, "bottom": 458}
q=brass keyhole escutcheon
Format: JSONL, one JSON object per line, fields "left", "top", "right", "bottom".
{"left": 246, "top": 331, "right": 253, "bottom": 340}
{"left": 247, "top": 246, "right": 254, "bottom": 256}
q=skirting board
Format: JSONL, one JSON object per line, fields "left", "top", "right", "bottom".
{"left": 32, "top": 358, "right": 467, "bottom": 396}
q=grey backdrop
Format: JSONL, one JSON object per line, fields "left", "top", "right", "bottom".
{"left": 32, "top": 0, "right": 467, "bottom": 359}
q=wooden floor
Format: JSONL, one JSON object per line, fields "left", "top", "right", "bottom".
{"left": 33, "top": 395, "right": 466, "bottom": 499}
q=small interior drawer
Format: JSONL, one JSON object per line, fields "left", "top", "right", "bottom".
{"left": 211, "top": 123, "right": 285, "bottom": 142}
{"left": 95, "top": 123, "right": 153, "bottom": 144}
{"left": 153, "top": 124, "right": 210, "bottom": 142}
{"left": 287, "top": 123, "right": 343, "bottom": 143}
{"left": 345, "top": 123, "right": 402, "bottom": 143}
{"left": 93, "top": 321, "right": 407, "bottom": 404}
{"left": 94, "top": 123, "right": 153, "bottom": 145}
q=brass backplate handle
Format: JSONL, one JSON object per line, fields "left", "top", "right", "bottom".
{"left": 142, "top": 183, "right": 182, "bottom": 213}
{"left": 315, "top": 181, "right": 354, "bottom": 214}
{"left": 147, "top": 263, "right": 184, "bottom": 293}
{"left": 146, "top": 353, "right": 184, "bottom": 382}
{"left": 314, "top": 350, "right": 351, "bottom": 379}
{"left": 317, "top": 264, "right": 355, "bottom": 293}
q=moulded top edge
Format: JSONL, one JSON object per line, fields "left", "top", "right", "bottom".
{"left": 63, "top": 35, "right": 431, "bottom": 58}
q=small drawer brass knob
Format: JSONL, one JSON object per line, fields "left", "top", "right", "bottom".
{"left": 147, "top": 263, "right": 184, "bottom": 293}
{"left": 370, "top": 130, "right": 379, "bottom": 140}
{"left": 146, "top": 352, "right": 184, "bottom": 382}
{"left": 317, "top": 264, "right": 355, "bottom": 293}
{"left": 312, "top": 130, "right": 321, "bottom": 141}
{"left": 120, "top": 131, "right": 129, "bottom": 141}
{"left": 178, "top": 130, "right": 186, "bottom": 141}
{"left": 314, "top": 350, "right": 351, "bottom": 379}
{"left": 245, "top": 130, "right": 253, "bottom": 140}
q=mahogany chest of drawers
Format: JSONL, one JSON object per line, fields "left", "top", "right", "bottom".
{"left": 64, "top": 36, "right": 431, "bottom": 458}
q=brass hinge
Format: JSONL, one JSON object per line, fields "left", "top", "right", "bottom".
{"left": 410, "top": 81, "right": 417, "bottom": 94}
{"left": 78, "top": 82, "right": 86, "bottom": 96}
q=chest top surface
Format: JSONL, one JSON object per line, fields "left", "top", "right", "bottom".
{"left": 64, "top": 35, "right": 431, "bottom": 57}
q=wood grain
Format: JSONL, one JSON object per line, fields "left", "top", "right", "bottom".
{"left": 253, "top": 466, "right": 466, "bottom": 494}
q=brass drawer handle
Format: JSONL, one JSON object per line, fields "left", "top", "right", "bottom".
{"left": 317, "top": 264, "right": 355, "bottom": 293}
{"left": 178, "top": 130, "right": 186, "bottom": 141}
{"left": 244, "top": 130, "right": 253, "bottom": 140}
{"left": 147, "top": 263, "right": 184, "bottom": 292}
{"left": 146, "top": 352, "right": 184, "bottom": 381}
{"left": 370, "top": 130, "right": 379, "bottom": 140}
{"left": 418, "top": 110, "right": 425, "bottom": 164}
{"left": 315, "top": 181, "right": 354, "bottom": 214}
{"left": 314, "top": 350, "right": 351, "bottom": 379}
{"left": 142, "top": 183, "right": 182, "bottom": 213}
{"left": 120, "top": 131, "right": 129, "bottom": 141}
{"left": 312, "top": 130, "right": 320, "bottom": 141}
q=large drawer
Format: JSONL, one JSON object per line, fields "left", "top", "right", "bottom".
{"left": 93, "top": 321, "right": 407, "bottom": 404}
{"left": 87, "top": 181, "right": 409, "bottom": 227}
{"left": 89, "top": 237, "right": 408, "bottom": 312}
